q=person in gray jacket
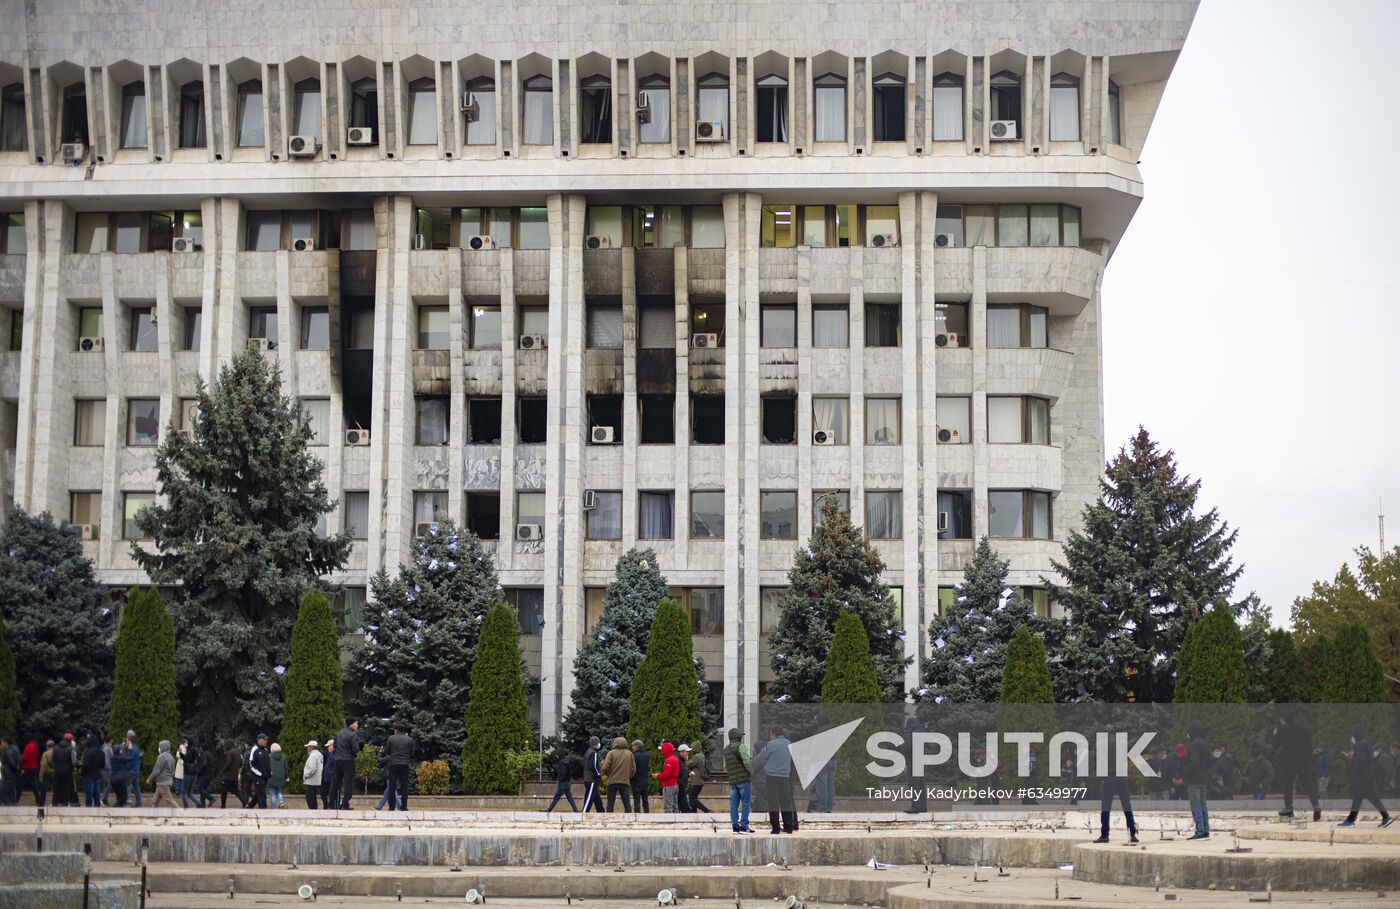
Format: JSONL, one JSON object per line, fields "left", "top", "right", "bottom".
{"left": 383, "top": 724, "right": 416, "bottom": 811}
{"left": 147, "top": 741, "right": 181, "bottom": 809}
{"left": 753, "top": 727, "right": 797, "bottom": 834}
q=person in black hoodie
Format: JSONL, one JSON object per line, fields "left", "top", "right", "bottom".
{"left": 219, "top": 741, "right": 246, "bottom": 809}
{"left": 1273, "top": 711, "right": 1321, "bottom": 821}
{"left": 1340, "top": 724, "right": 1393, "bottom": 828}
{"left": 630, "top": 740, "right": 651, "bottom": 814}
{"left": 1184, "top": 721, "right": 1211, "bottom": 839}
{"left": 51, "top": 734, "right": 76, "bottom": 806}
{"left": 545, "top": 751, "right": 578, "bottom": 812}
{"left": 80, "top": 734, "right": 106, "bottom": 807}
{"left": 194, "top": 739, "right": 217, "bottom": 808}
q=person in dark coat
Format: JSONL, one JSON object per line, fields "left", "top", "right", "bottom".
{"left": 630, "top": 740, "right": 651, "bottom": 814}
{"left": 50, "top": 734, "right": 76, "bottom": 806}
{"left": 1245, "top": 747, "right": 1274, "bottom": 800}
{"left": 545, "top": 751, "right": 578, "bottom": 813}
{"left": 0, "top": 735, "right": 21, "bottom": 805}
{"left": 1273, "top": 711, "right": 1321, "bottom": 821}
{"left": 219, "top": 741, "right": 246, "bottom": 808}
{"left": 247, "top": 733, "right": 271, "bottom": 808}
{"left": 383, "top": 724, "right": 415, "bottom": 811}
{"left": 752, "top": 727, "right": 797, "bottom": 834}
{"left": 1184, "top": 722, "right": 1211, "bottom": 839}
{"left": 1208, "top": 743, "right": 1237, "bottom": 800}
{"left": 80, "top": 734, "right": 106, "bottom": 807}
{"left": 1340, "top": 724, "right": 1393, "bottom": 828}
{"left": 1375, "top": 744, "right": 1397, "bottom": 800}
{"left": 108, "top": 739, "right": 134, "bottom": 806}
{"left": 321, "top": 741, "right": 336, "bottom": 809}
{"left": 332, "top": 719, "right": 360, "bottom": 809}
{"left": 1092, "top": 733, "right": 1139, "bottom": 845}
{"left": 194, "top": 740, "right": 217, "bottom": 808}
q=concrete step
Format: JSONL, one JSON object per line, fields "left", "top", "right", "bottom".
{"left": 0, "top": 851, "right": 88, "bottom": 886}
{"left": 0, "top": 880, "right": 139, "bottom": 908}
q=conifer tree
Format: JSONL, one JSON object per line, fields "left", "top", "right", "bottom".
{"left": 280, "top": 590, "right": 345, "bottom": 791}
{"left": 769, "top": 498, "right": 908, "bottom": 702}
{"left": 1247, "top": 628, "right": 1302, "bottom": 704}
{"left": 0, "top": 611, "right": 19, "bottom": 736}
{"left": 999, "top": 626, "right": 1055, "bottom": 705}
{"left": 0, "top": 507, "right": 113, "bottom": 736}
{"left": 1173, "top": 601, "right": 1248, "bottom": 704}
{"left": 1327, "top": 623, "right": 1386, "bottom": 703}
{"left": 1298, "top": 636, "right": 1336, "bottom": 703}
{"left": 132, "top": 350, "right": 351, "bottom": 742}
{"left": 629, "top": 598, "right": 703, "bottom": 783}
{"left": 348, "top": 519, "right": 499, "bottom": 765}
{"left": 1046, "top": 429, "right": 1249, "bottom": 703}
{"left": 461, "top": 603, "right": 532, "bottom": 794}
{"left": 821, "top": 611, "right": 881, "bottom": 704}
{"left": 921, "top": 538, "right": 1058, "bottom": 703}
{"left": 108, "top": 587, "right": 179, "bottom": 777}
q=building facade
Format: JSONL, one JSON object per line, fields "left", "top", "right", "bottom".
{"left": 0, "top": 0, "right": 1196, "bottom": 734}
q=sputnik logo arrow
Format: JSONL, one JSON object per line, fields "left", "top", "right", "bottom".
{"left": 787, "top": 718, "right": 864, "bottom": 789}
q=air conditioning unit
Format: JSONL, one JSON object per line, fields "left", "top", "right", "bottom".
{"left": 468, "top": 235, "right": 495, "bottom": 251}
{"left": 989, "top": 120, "right": 1018, "bottom": 141}
{"left": 414, "top": 522, "right": 437, "bottom": 538}
{"left": 171, "top": 237, "right": 198, "bottom": 253}
{"left": 79, "top": 523, "right": 96, "bottom": 541}
{"left": 461, "top": 92, "right": 480, "bottom": 121}
{"left": 582, "top": 489, "right": 597, "bottom": 510}
{"left": 691, "top": 333, "right": 718, "bottom": 348}
{"left": 345, "top": 428, "right": 371, "bottom": 446}
{"left": 60, "top": 142, "right": 86, "bottom": 163}
{"left": 413, "top": 233, "right": 426, "bottom": 250}
{"left": 519, "top": 334, "right": 545, "bottom": 350}
{"left": 287, "top": 135, "right": 319, "bottom": 157}
{"left": 347, "top": 126, "right": 374, "bottom": 145}
{"left": 937, "top": 512, "right": 950, "bottom": 533}
{"left": 935, "top": 332, "right": 961, "bottom": 348}
{"left": 636, "top": 91, "right": 652, "bottom": 124}
{"left": 79, "top": 336, "right": 104, "bottom": 353}
{"left": 813, "top": 429, "right": 834, "bottom": 446}
{"left": 869, "top": 233, "right": 898, "bottom": 249}
{"left": 248, "top": 337, "right": 273, "bottom": 352}
{"left": 937, "top": 427, "right": 961, "bottom": 443}
{"left": 591, "top": 425, "right": 615, "bottom": 444}
{"left": 935, "top": 233, "right": 957, "bottom": 248}
{"left": 696, "top": 119, "right": 725, "bottom": 142}
{"left": 585, "top": 235, "right": 612, "bottom": 250}
{"left": 515, "top": 523, "right": 543, "bottom": 541}
{"left": 292, "top": 238, "right": 316, "bottom": 252}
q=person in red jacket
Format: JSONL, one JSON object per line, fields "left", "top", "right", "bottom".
{"left": 20, "top": 739, "right": 40, "bottom": 806}
{"left": 654, "top": 741, "right": 682, "bottom": 813}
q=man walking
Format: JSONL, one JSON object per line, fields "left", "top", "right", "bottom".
{"left": 302, "top": 741, "right": 323, "bottom": 809}
{"left": 50, "top": 734, "right": 76, "bottom": 806}
{"left": 100, "top": 737, "right": 114, "bottom": 806}
{"left": 247, "top": 733, "right": 271, "bottom": 808}
{"left": 1092, "top": 735, "right": 1139, "bottom": 845}
{"left": 384, "top": 724, "right": 415, "bottom": 811}
{"left": 545, "top": 750, "right": 578, "bottom": 813}
{"left": 599, "top": 737, "right": 635, "bottom": 813}
{"left": 581, "top": 737, "right": 604, "bottom": 813}
{"left": 80, "top": 734, "right": 105, "bottom": 807}
{"left": 0, "top": 735, "right": 21, "bottom": 805}
{"left": 630, "top": 740, "right": 650, "bottom": 814}
{"left": 193, "top": 739, "right": 216, "bottom": 808}
{"left": 123, "top": 732, "right": 143, "bottom": 808}
{"left": 684, "top": 742, "right": 710, "bottom": 813}
{"left": 20, "top": 738, "right": 39, "bottom": 806}
{"left": 1274, "top": 711, "right": 1321, "bottom": 822}
{"left": 753, "top": 727, "right": 797, "bottom": 834}
{"left": 147, "top": 741, "right": 181, "bottom": 809}
{"left": 219, "top": 740, "right": 245, "bottom": 808}
{"left": 1340, "top": 724, "right": 1393, "bottom": 828}
{"left": 654, "top": 741, "right": 682, "bottom": 814}
{"left": 1185, "top": 722, "right": 1211, "bottom": 839}
{"left": 37, "top": 739, "right": 55, "bottom": 807}
{"left": 333, "top": 718, "right": 360, "bottom": 809}
{"left": 723, "top": 728, "right": 753, "bottom": 834}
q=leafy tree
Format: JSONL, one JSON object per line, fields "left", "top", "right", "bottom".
{"left": 280, "top": 590, "right": 345, "bottom": 792}
{"left": 769, "top": 498, "right": 908, "bottom": 702}
{"left": 461, "top": 603, "right": 532, "bottom": 794}
{"left": 108, "top": 587, "right": 179, "bottom": 777}
{"left": 999, "top": 626, "right": 1055, "bottom": 705}
{"left": 348, "top": 519, "right": 499, "bottom": 766}
{"left": 132, "top": 350, "right": 350, "bottom": 742}
{"left": 821, "top": 611, "right": 881, "bottom": 704}
{"left": 921, "top": 538, "right": 1058, "bottom": 703}
{"left": 1247, "top": 628, "right": 1301, "bottom": 704}
{"left": 1174, "top": 601, "right": 1248, "bottom": 704}
{"left": 1046, "top": 428, "right": 1249, "bottom": 703}
{"left": 0, "top": 507, "right": 113, "bottom": 737}
{"left": 1291, "top": 546, "right": 1400, "bottom": 701}
{"left": 1298, "top": 636, "right": 1336, "bottom": 703}
{"left": 0, "top": 611, "right": 19, "bottom": 736}
{"left": 628, "top": 598, "right": 703, "bottom": 788}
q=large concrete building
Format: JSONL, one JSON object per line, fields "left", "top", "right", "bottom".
{"left": 0, "top": 0, "right": 1196, "bottom": 733}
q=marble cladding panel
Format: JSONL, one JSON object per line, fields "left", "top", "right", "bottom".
{"left": 513, "top": 445, "right": 547, "bottom": 490}
{"left": 463, "top": 445, "right": 503, "bottom": 490}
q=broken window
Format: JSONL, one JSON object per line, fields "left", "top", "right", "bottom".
{"left": 690, "top": 490, "right": 724, "bottom": 539}
{"left": 638, "top": 394, "right": 674, "bottom": 444}
{"left": 760, "top": 491, "right": 797, "bottom": 539}
{"left": 691, "top": 395, "right": 725, "bottom": 445}
{"left": 587, "top": 394, "right": 622, "bottom": 443}
{"left": 761, "top": 396, "right": 796, "bottom": 445}
{"left": 517, "top": 397, "right": 547, "bottom": 444}
{"left": 466, "top": 492, "right": 500, "bottom": 540}
{"left": 467, "top": 397, "right": 502, "bottom": 444}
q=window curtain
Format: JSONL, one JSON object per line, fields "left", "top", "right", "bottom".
{"left": 932, "top": 85, "right": 963, "bottom": 141}
{"left": 814, "top": 86, "right": 845, "bottom": 141}
{"left": 75, "top": 401, "right": 105, "bottom": 445}
{"left": 761, "top": 306, "right": 796, "bottom": 347}
{"left": 588, "top": 492, "right": 622, "bottom": 539}
{"left": 937, "top": 491, "right": 970, "bottom": 539}
{"left": 471, "top": 307, "right": 501, "bottom": 348}
{"left": 638, "top": 492, "right": 673, "bottom": 539}
{"left": 1028, "top": 398, "right": 1050, "bottom": 444}
{"left": 697, "top": 87, "right": 728, "bottom": 133}
{"left": 582, "top": 87, "right": 611, "bottom": 143}
{"left": 523, "top": 90, "right": 553, "bottom": 145}
{"left": 1030, "top": 493, "right": 1051, "bottom": 539}
{"left": 758, "top": 85, "right": 788, "bottom": 142}
{"left": 812, "top": 306, "right": 848, "bottom": 347}
{"left": 657, "top": 206, "right": 684, "bottom": 247}
{"left": 935, "top": 397, "right": 969, "bottom": 441}
{"left": 345, "top": 493, "right": 369, "bottom": 539}
{"left": 691, "top": 588, "right": 723, "bottom": 635}
{"left": 343, "top": 211, "right": 375, "bottom": 250}
{"left": 987, "top": 397, "right": 1022, "bottom": 443}
{"left": 408, "top": 87, "right": 436, "bottom": 145}
{"left": 986, "top": 307, "right": 1021, "bottom": 348}
{"left": 120, "top": 86, "right": 147, "bottom": 149}
{"left": 638, "top": 306, "right": 673, "bottom": 349}
{"left": 1049, "top": 85, "right": 1080, "bottom": 141}
{"left": 466, "top": 90, "right": 496, "bottom": 145}
{"left": 812, "top": 398, "right": 848, "bottom": 445}
{"left": 588, "top": 306, "right": 623, "bottom": 348}
{"left": 294, "top": 88, "right": 321, "bottom": 140}
{"left": 866, "top": 492, "right": 901, "bottom": 538}
{"left": 302, "top": 400, "right": 329, "bottom": 444}
{"left": 1029, "top": 310, "right": 1048, "bottom": 348}
{"left": 178, "top": 86, "right": 205, "bottom": 148}
{"left": 1029, "top": 204, "right": 1059, "bottom": 246}
{"left": 866, "top": 399, "right": 899, "bottom": 445}
{"left": 997, "top": 204, "right": 1029, "bottom": 246}
{"left": 691, "top": 207, "right": 725, "bottom": 248}
{"left": 761, "top": 588, "right": 785, "bottom": 633}
{"left": 989, "top": 491, "right": 1023, "bottom": 537}
{"left": 236, "top": 86, "right": 263, "bottom": 146}
{"left": 519, "top": 307, "right": 549, "bottom": 339}
{"left": 639, "top": 88, "right": 670, "bottom": 144}
{"left": 415, "top": 492, "right": 446, "bottom": 524}
{"left": 416, "top": 399, "right": 448, "bottom": 445}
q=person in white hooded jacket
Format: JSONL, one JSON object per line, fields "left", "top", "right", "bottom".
{"left": 302, "top": 740, "right": 324, "bottom": 810}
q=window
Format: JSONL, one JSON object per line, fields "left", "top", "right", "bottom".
{"left": 696, "top": 72, "right": 729, "bottom": 139}
{"left": 683, "top": 587, "right": 722, "bottom": 635}
{"left": 463, "top": 77, "right": 495, "bottom": 146}
{"left": 632, "top": 206, "right": 684, "bottom": 249}
{"left": 178, "top": 398, "right": 200, "bottom": 433}
{"left": 865, "top": 397, "right": 901, "bottom": 445}
{"left": 417, "top": 305, "right": 448, "bottom": 349}
{"left": 123, "top": 492, "right": 155, "bottom": 540}
{"left": 288, "top": 211, "right": 317, "bottom": 246}
{"left": 300, "top": 307, "right": 329, "bottom": 349}
{"left": 989, "top": 490, "right": 1052, "bottom": 539}
{"left": 246, "top": 211, "right": 281, "bottom": 251}
{"left": 1107, "top": 79, "right": 1122, "bottom": 145}
{"left": 343, "top": 491, "right": 369, "bottom": 539}
{"left": 249, "top": 306, "right": 278, "bottom": 346}
{"left": 691, "top": 395, "right": 724, "bottom": 445}
{"left": 415, "top": 396, "right": 449, "bottom": 445}
{"left": 584, "top": 587, "right": 607, "bottom": 634}
{"left": 415, "top": 206, "right": 450, "bottom": 249}
{"left": 638, "top": 491, "right": 673, "bottom": 540}
{"left": 518, "top": 207, "right": 549, "bottom": 249}
{"left": 1019, "top": 586, "right": 1053, "bottom": 618}
{"left": 518, "top": 304, "right": 549, "bottom": 344}
{"left": 78, "top": 306, "right": 103, "bottom": 341}
{"left": 813, "top": 490, "right": 849, "bottom": 526}
{"left": 71, "top": 492, "right": 101, "bottom": 536}
{"left": 522, "top": 74, "right": 553, "bottom": 145}
{"left": 129, "top": 307, "right": 157, "bottom": 352}
{"left": 989, "top": 70, "right": 1021, "bottom": 130}
{"left": 407, "top": 77, "right": 437, "bottom": 146}
{"left": 690, "top": 301, "right": 725, "bottom": 344}
{"left": 517, "top": 397, "right": 547, "bottom": 444}
{"left": 1063, "top": 206, "right": 1081, "bottom": 247}
{"left": 127, "top": 399, "right": 159, "bottom": 446}
{"left": 866, "top": 490, "right": 902, "bottom": 539}
{"left": 60, "top": 83, "right": 87, "bottom": 145}
{"left": 637, "top": 74, "right": 671, "bottom": 144}
{"left": 760, "top": 491, "right": 797, "bottom": 540}
{"left": 348, "top": 77, "right": 378, "bottom": 135}
{"left": 760, "top": 205, "right": 795, "bottom": 248}
{"left": 638, "top": 395, "right": 674, "bottom": 444}
{"left": 73, "top": 399, "right": 106, "bottom": 446}
{"left": 112, "top": 212, "right": 142, "bottom": 253}
{"left": 292, "top": 78, "right": 322, "bottom": 142}
{"left": 996, "top": 203, "right": 1029, "bottom": 247}
{"left": 587, "top": 394, "right": 622, "bottom": 442}
{"left": 300, "top": 398, "right": 329, "bottom": 445}
{"left": 760, "top": 303, "right": 796, "bottom": 348}
{"left": 755, "top": 73, "right": 788, "bottom": 142}
{"left": 1049, "top": 73, "right": 1080, "bottom": 141}
{"left": 413, "top": 491, "right": 448, "bottom": 528}
{"left": 932, "top": 72, "right": 964, "bottom": 141}
{"left": 812, "top": 397, "right": 848, "bottom": 445}
{"left": 469, "top": 304, "right": 501, "bottom": 349}
{"left": 936, "top": 490, "right": 973, "bottom": 540}
{"left": 638, "top": 302, "right": 674, "bottom": 348}
{"left": 935, "top": 205, "right": 964, "bottom": 247}
{"left": 176, "top": 81, "right": 206, "bottom": 149}
{"left": 579, "top": 74, "right": 612, "bottom": 144}
{"left": 935, "top": 303, "right": 968, "bottom": 344}
{"left": 507, "top": 588, "right": 545, "bottom": 635}
{"left": 987, "top": 304, "right": 1048, "bottom": 349}
{"left": 872, "top": 72, "right": 905, "bottom": 142}
{"left": 584, "top": 205, "right": 622, "bottom": 247}
{"left": 865, "top": 302, "right": 901, "bottom": 347}
{"left": 119, "top": 82, "right": 147, "bottom": 149}
{"left": 175, "top": 210, "right": 203, "bottom": 249}
{"left": 0, "top": 83, "right": 26, "bottom": 152}
{"left": 761, "top": 396, "right": 796, "bottom": 444}
{"left": 7, "top": 308, "right": 21, "bottom": 351}
{"left": 936, "top": 396, "right": 970, "bottom": 444}
{"left": 586, "top": 490, "right": 622, "bottom": 540}
{"left": 2, "top": 212, "right": 24, "bottom": 254}
{"left": 988, "top": 396, "right": 1051, "bottom": 445}
{"left": 938, "top": 587, "right": 957, "bottom": 615}
{"left": 813, "top": 72, "right": 846, "bottom": 141}
{"left": 342, "top": 587, "right": 368, "bottom": 631}
{"left": 466, "top": 397, "right": 502, "bottom": 444}
{"left": 516, "top": 490, "right": 545, "bottom": 530}
{"left": 691, "top": 206, "right": 725, "bottom": 248}
{"left": 347, "top": 302, "right": 375, "bottom": 349}
{"left": 690, "top": 490, "right": 724, "bottom": 539}
{"left": 812, "top": 304, "right": 848, "bottom": 348}
{"left": 236, "top": 79, "right": 264, "bottom": 147}
{"left": 462, "top": 492, "right": 499, "bottom": 541}
{"left": 587, "top": 302, "right": 623, "bottom": 348}
{"left": 865, "top": 205, "right": 899, "bottom": 245}
{"left": 1029, "top": 204, "right": 1061, "bottom": 247}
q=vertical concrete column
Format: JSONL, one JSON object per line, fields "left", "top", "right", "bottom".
{"left": 447, "top": 251, "right": 466, "bottom": 522}
{"left": 898, "top": 192, "right": 922, "bottom": 693}
{"left": 97, "top": 253, "right": 121, "bottom": 570}
{"left": 848, "top": 243, "right": 865, "bottom": 524}
{"left": 154, "top": 251, "right": 174, "bottom": 461}
{"left": 196, "top": 197, "right": 220, "bottom": 381}
{"left": 915, "top": 192, "right": 941, "bottom": 641}
{"left": 722, "top": 191, "right": 755, "bottom": 730}
{"left": 795, "top": 246, "right": 813, "bottom": 542}
{"left": 620, "top": 246, "right": 637, "bottom": 550}
{"left": 672, "top": 246, "right": 690, "bottom": 572}
{"left": 368, "top": 195, "right": 415, "bottom": 575}
{"left": 13, "top": 199, "right": 54, "bottom": 512}
{"left": 273, "top": 251, "right": 295, "bottom": 392}
{"left": 498, "top": 250, "right": 518, "bottom": 572}
{"left": 213, "top": 198, "right": 243, "bottom": 365}
{"left": 971, "top": 244, "right": 988, "bottom": 539}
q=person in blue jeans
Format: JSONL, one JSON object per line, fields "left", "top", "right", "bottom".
{"left": 723, "top": 728, "right": 752, "bottom": 834}
{"left": 124, "top": 732, "right": 143, "bottom": 808}
{"left": 1184, "top": 722, "right": 1211, "bottom": 839}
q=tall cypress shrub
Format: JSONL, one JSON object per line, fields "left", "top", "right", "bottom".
{"left": 461, "top": 603, "right": 532, "bottom": 794}
{"left": 821, "top": 611, "right": 881, "bottom": 704}
{"left": 280, "top": 589, "right": 345, "bottom": 791}
{"left": 0, "top": 612, "right": 19, "bottom": 736}
{"left": 628, "top": 598, "right": 703, "bottom": 787}
{"left": 108, "top": 587, "right": 179, "bottom": 777}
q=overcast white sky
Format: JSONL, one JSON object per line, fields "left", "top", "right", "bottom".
{"left": 1101, "top": 0, "right": 1400, "bottom": 624}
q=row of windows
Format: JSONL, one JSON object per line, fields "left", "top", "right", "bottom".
{"left": 66, "top": 304, "right": 331, "bottom": 353}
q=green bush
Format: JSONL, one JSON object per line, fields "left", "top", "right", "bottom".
{"left": 461, "top": 603, "right": 533, "bottom": 794}
{"left": 280, "top": 590, "right": 345, "bottom": 793}
{"left": 628, "top": 597, "right": 703, "bottom": 793}
{"left": 355, "top": 744, "right": 382, "bottom": 794}
{"left": 108, "top": 587, "right": 179, "bottom": 778}
{"left": 414, "top": 759, "right": 451, "bottom": 796}
{"left": 821, "top": 610, "right": 881, "bottom": 704}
